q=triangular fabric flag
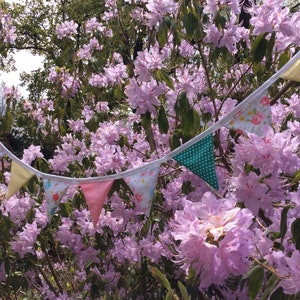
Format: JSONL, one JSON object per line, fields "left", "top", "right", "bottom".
{"left": 80, "top": 180, "right": 113, "bottom": 227}
{"left": 0, "top": 146, "right": 5, "bottom": 158}
{"left": 6, "top": 161, "right": 34, "bottom": 199}
{"left": 280, "top": 58, "right": 300, "bottom": 82}
{"left": 43, "top": 179, "right": 69, "bottom": 219}
{"left": 174, "top": 134, "right": 219, "bottom": 190}
{"left": 124, "top": 164, "right": 160, "bottom": 216}
{"left": 226, "top": 90, "right": 272, "bottom": 136}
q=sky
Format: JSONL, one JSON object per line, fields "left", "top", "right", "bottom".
{"left": 0, "top": 0, "right": 44, "bottom": 96}
{"left": 0, "top": 50, "right": 44, "bottom": 96}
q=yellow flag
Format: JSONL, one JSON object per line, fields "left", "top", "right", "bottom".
{"left": 281, "top": 58, "right": 300, "bottom": 82}
{"left": 6, "top": 161, "right": 34, "bottom": 199}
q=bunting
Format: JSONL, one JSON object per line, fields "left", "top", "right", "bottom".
{"left": 174, "top": 134, "right": 219, "bottom": 190}
{"left": 43, "top": 179, "right": 69, "bottom": 219}
{"left": 280, "top": 58, "right": 300, "bottom": 82}
{"left": 124, "top": 164, "right": 160, "bottom": 216}
{"left": 6, "top": 161, "right": 34, "bottom": 199}
{"left": 80, "top": 181, "right": 113, "bottom": 227}
{"left": 1, "top": 52, "right": 300, "bottom": 222}
{"left": 226, "top": 90, "right": 272, "bottom": 136}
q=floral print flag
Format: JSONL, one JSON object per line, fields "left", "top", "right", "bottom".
{"left": 174, "top": 134, "right": 219, "bottom": 190}
{"left": 124, "top": 164, "right": 160, "bottom": 216}
{"left": 6, "top": 161, "right": 34, "bottom": 199}
{"left": 226, "top": 91, "right": 272, "bottom": 136}
{"left": 43, "top": 179, "right": 70, "bottom": 219}
{"left": 280, "top": 58, "right": 300, "bottom": 82}
{"left": 80, "top": 181, "right": 114, "bottom": 227}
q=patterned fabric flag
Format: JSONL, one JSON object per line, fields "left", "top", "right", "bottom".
{"left": 0, "top": 146, "right": 4, "bottom": 158}
{"left": 43, "top": 179, "right": 69, "bottom": 219}
{"left": 80, "top": 180, "right": 113, "bottom": 227}
{"left": 174, "top": 134, "right": 219, "bottom": 190}
{"left": 226, "top": 91, "right": 272, "bottom": 137}
{"left": 6, "top": 161, "right": 34, "bottom": 199}
{"left": 280, "top": 58, "right": 300, "bottom": 82}
{"left": 124, "top": 164, "right": 160, "bottom": 216}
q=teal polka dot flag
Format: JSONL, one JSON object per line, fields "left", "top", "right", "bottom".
{"left": 174, "top": 134, "right": 219, "bottom": 190}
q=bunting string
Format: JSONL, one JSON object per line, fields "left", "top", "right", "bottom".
{"left": 0, "top": 51, "right": 299, "bottom": 185}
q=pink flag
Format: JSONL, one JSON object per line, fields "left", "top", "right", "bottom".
{"left": 80, "top": 181, "right": 113, "bottom": 227}
{"left": 43, "top": 179, "right": 69, "bottom": 219}
{"left": 124, "top": 164, "right": 160, "bottom": 216}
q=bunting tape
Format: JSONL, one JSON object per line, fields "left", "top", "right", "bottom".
{"left": 0, "top": 51, "right": 299, "bottom": 185}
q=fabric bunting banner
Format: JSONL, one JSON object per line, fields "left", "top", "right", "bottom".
{"left": 280, "top": 58, "right": 300, "bottom": 82}
{"left": 43, "top": 179, "right": 70, "bottom": 219}
{"left": 80, "top": 181, "right": 114, "bottom": 227}
{"left": 124, "top": 164, "right": 160, "bottom": 216}
{"left": 226, "top": 90, "right": 272, "bottom": 137}
{"left": 6, "top": 161, "right": 34, "bottom": 199}
{"left": 174, "top": 134, "right": 219, "bottom": 190}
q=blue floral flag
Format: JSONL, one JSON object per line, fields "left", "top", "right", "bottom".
{"left": 174, "top": 134, "right": 219, "bottom": 190}
{"left": 226, "top": 90, "right": 272, "bottom": 137}
{"left": 124, "top": 164, "right": 160, "bottom": 216}
{"left": 43, "top": 179, "right": 70, "bottom": 219}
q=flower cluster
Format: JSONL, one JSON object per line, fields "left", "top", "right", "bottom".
{"left": 1, "top": 0, "right": 300, "bottom": 299}
{"left": 0, "top": 10, "right": 16, "bottom": 44}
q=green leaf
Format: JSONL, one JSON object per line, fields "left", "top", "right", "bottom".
{"left": 178, "top": 281, "right": 190, "bottom": 300}
{"left": 266, "top": 32, "right": 276, "bottom": 57}
{"left": 169, "top": 132, "right": 181, "bottom": 150}
{"left": 181, "top": 109, "right": 194, "bottom": 138}
{"left": 278, "top": 50, "right": 291, "bottom": 70}
{"left": 166, "top": 290, "right": 174, "bottom": 300}
{"left": 158, "top": 106, "right": 169, "bottom": 134}
{"left": 291, "top": 218, "right": 300, "bottom": 250}
{"left": 177, "top": 92, "right": 191, "bottom": 116}
{"left": 183, "top": 11, "right": 198, "bottom": 39}
{"left": 270, "top": 287, "right": 289, "bottom": 300}
{"left": 251, "top": 34, "right": 268, "bottom": 63}
{"left": 155, "top": 69, "right": 174, "bottom": 89}
{"left": 292, "top": 169, "right": 300, "bottom": 184}
{"left": 280, "top": 205, "right": 292, "bottom": 245}
{"left": 246, "top": 264, "right": 264, "bottom": 300}
{"left": 141, "top": 111, "right": 152, "bottom": 131}
{"left": 150, "top": 266, "right": 171, "bottom": 291}
{"left": 260, "top": 274, "right": 279, "bottom": 300}
{"left": 158, "top": 20, "right": 169, "bottom": 48}
{"left": 3, "top": 110, "right": 13, "bottom": 133}
{"left": 192, "top": 110, "right": 200, "bottom": 135}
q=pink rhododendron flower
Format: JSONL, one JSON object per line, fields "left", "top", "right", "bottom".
{"left": 145, "top": 0, "right": 178, "bottom": 27}
{"left": 125, "top": 78, "right": 165, "bottom": 115}
{"left": 10, "top": 222, "right": 41, "bottom": 258}
{"left": 0, "top": 11, "right": 17, "bottom": 44}
{"left": 22, "top": 145, "right": 44, "bottom": 164}
{"left": 56, "top": 20, "right": 78, "bottom": 39}
{"left": 170, "top": 192, "right": 254, "bottom": 288}
{"left": 278, "top": 250, "right": 300, "bottom": 295}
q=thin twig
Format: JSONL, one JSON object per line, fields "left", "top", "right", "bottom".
{"left": 270, "top": 81, "right": 296, "bottom": 105}
{"left": 44, "top": 251, "right": 64, "bottom": 294}
{"left": 217, "top": 62, "right": 253, "bottom": 116}
{"left": 36, "top": 266, "right": 59, "bottom": 297}
{"left": 197, "top": 42, "right": 218, "bottom": 121}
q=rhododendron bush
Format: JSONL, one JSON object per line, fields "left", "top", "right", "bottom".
{"left": 0, "top": 0, "right": 300, "bottom": 299}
